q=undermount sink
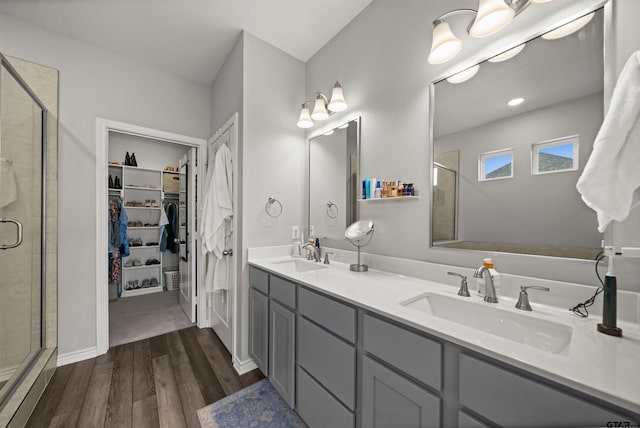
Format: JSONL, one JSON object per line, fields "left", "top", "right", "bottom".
{"left": 271, "top": 259, "right": 328, "bottom": 273}
{"left": 401, "top": 293, "right": 572, "bottom": 355}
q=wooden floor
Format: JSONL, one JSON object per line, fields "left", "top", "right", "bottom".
{"left": 26, "top": 327, "right": 264, "bottom": 428}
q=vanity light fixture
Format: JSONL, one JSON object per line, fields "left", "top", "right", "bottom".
{"left": 507, "top": 97, "right": 524, "bottom": 107}
{"left": 488, "top": 43, "right": 526, "bottom": 62}
{"left": 428, "top": 0, "right": 537, "bottom": 65}
{"left": 541, "top": 12, "right": 594, "bottom": 40}
{"left": 446, "top": 64, "right": 480, "bottom": 84}
{"left": 296, "top": 81, "right": 348, "bottom": 128}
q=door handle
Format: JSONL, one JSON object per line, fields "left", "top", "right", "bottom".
{"left": 1, "top": 218, "right": 24, "bottom": 250}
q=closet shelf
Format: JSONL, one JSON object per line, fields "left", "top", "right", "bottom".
{"left": 123, "top": 265, "right": 161, "bottom": 271}
{"left": 121, "top": 286, "right": 163, "bottom": 298}
{"left": 123, "top": 185, "right": 161, "bottom": 191}
{"left": 129, "top": 245, "right": 160, "bottom": 249}
{"left": 124, "top": 206, "right": 161, "bottom": 210}
{"left": 127, "top": 226, "right": 160, "bottom": 230}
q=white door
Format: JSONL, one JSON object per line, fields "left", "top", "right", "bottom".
{"left": 208, "top": 120, "right": 236, "bottom": 353}
{"left": 178, "top": 148, "right": 197, "bottom": 322}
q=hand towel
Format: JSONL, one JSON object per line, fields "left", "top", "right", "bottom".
{"left": 576, "top": 51, "right": 640, "bottom": 232}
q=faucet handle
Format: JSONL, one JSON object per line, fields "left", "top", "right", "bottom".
{"left": 448, "top": 272, "right": 470, "bottom": 297}
{"left": 515, "top": 285, "right": 550, "bottom": 311}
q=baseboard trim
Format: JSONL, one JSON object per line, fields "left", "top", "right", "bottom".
{"left": 57, "top": 347, "right": 97, "bottom": 367}
{"left": 233, "top": 356, "right": 258, "bottom": 376}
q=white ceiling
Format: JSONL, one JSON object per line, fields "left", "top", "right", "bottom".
{"left": 0, "top": 0, "right": 373, "bottom": 85}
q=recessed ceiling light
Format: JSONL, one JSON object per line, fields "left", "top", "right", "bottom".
{"left": 507, "top": 97, "right": 524, "bottom": 107}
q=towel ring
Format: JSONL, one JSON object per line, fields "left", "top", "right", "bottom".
{"left": 265, "top": 196, "right": 283, "bottom": 218}
{"left": 326, "top": 201, "right": 339, "bottom": 219}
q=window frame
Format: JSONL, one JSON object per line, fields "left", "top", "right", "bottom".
{"left": 478, "top": 148, "right": 514, "bottom": 182}
{"left": 531, "top": 135, "right": 579, "bottom": 176}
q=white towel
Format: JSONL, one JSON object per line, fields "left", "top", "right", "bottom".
{"left": 576, "top": 51, "right": 640, "bottom": 233}
{"left": 200, "top": 141, "right": 233, "bottom": 257}
{"left": 0, "top": 157, "right": 17, "bottom": 209}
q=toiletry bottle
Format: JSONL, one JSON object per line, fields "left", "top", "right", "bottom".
{"left": 374, "top": 180, "right": 381, "bottom": 199}
{"left": 362, "top": 180, "right": 367, "bottom": 199}
{"left": 365, "top": 177, "right": 371, "bottom": 199}
{"left": 477, "top": 258, "right": 499, "bottom": 296}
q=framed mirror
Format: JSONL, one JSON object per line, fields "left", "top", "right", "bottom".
{"left": 430, "top": 8, "right": 604, "bottom": 260}
{"left": 308, "top": 117, "right": 360, "bottom": 239}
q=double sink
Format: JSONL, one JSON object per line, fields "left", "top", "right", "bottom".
{"left": 268, "top": 257, "right": 572, "bottom": 355}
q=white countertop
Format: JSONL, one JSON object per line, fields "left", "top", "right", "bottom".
{"left": 248, "top": 249, "right": 640, "bottom": 415}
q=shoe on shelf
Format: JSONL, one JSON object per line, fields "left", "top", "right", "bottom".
{"left": 145, "top": 241, "right": 158, "bottom": 246}
{"left": 145, "top": 258, "right": 160, "bottom": 265}
{"left": 133, "top": 258, "right": 142, "bottom": 266}
{"left": 131, "top": 153, "right": 138, "bottom": 167}
{"left": 150, "top": 278, "right": 159, "bottom": 287}
{"left": 133, "top": 280, "right": 141, "bottom": 289}
{"left": 125, "top": 152, "right": 131, "bottom": 166}
{"left": 109, "top": 175, "right": 114, "bottom": 188}
{"left": 124, "top": 259, "right": 134, "bottom": 267}
{"left": 141, "top": 278, "right": 150, "bottom": 288}
{"left": 124, "top": 281, "right": 133, "bottom": 290}
{"left": 114, "top": 176, "right": 121, "bottom": 189}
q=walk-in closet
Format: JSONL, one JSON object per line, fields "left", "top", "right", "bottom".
{"left": 107, "top": 131, "right": 196, "bottom": 347}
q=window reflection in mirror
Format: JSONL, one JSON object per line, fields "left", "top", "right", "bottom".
{"left": 309, "top": 118, "right": 360, "bottom": 239}
{"left": 430, "top": 8, "right": 604, "bottom": 260}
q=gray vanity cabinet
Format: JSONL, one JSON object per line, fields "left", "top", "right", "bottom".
{"left": 248, "top": 287, "right": 268, "bottom": 374}
{"left": 459, "top": 353, "right": 632, "bottom": 427}
{"left": 362, "top": 356, "right": 441, "bottom": 428}
{"left": 248, "top": 267, "right": 269, "bottom": 374}
{"left": 269, "top": 299, "right": 295, "bottom": 408}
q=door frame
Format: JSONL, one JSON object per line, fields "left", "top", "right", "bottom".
{"left": 95, "top": 118, "right": 206, "bottom": 356}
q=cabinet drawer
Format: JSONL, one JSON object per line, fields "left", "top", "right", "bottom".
{"left": 459, "top": 354, "right": 629, "bottom": 427}
{"left": 249, "top": 266, "right": 269, "bottom": 295}
{"left": 270, "top": 275, "right": 296, "bottom": 309}
{"left": 363, "top": 314, "right": 442, "bottom": 390}
{"left": 297, "top": 367, "right": 354, "bottom": 428}
{"left": 298, "top": 287, "right": 356, "bottom": 343}
{"left": 298, "top": 317, "right": 356, "bottom": 410}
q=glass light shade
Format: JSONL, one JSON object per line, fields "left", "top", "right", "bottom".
{"left": 428, "top": 21, "right": 462, "bottom": 64}
{"left": 311, "top": 97, "right": 329, "bottom": 120}
{"left": 488, "top": 43, "right": 526, "bottom": 63}
{"left": 447, "top": 64, "right": 480, "bottom": 84}
{"left": 328, "top": 84, "right": 348, "bottom": 112}
{"left": 469, "top": 0, "right": 515, "bottom": 38}
{"left": 296, "top": 107, "right": 313, "bottom": 128}
{"left": 531, "top": 0, "right": 553, "bottom": 3}
{"left": 541, "top": 12, "right": 594, "bottom": 40}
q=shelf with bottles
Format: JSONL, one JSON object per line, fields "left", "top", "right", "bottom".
{"left": 358, "top": 195, "right": 420, "bottom": 202}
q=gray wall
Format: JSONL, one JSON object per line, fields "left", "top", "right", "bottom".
{"left": 435, "top": 92, "right": 603, "bottom": 248}
{"left": 304, "top": 0, "right": 640, "bottom": 291}
{"left": 209, "top": 31, "right": 305, "bottom": 364}
{"left": 0, "top": 13, "right": 211, "bottom": 356}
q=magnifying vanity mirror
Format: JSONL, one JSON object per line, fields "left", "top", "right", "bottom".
{"left": 345, "top": 220, "right": 374, "bottom": 272}
{"left": 308, "top": 117, "right": 360, "bottom": 239}
{"left": 430, "top": 7, "right": 604, "bottom": 260}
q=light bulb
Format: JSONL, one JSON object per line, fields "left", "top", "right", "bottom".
{"left": 469, "top": 0, "right": 515, "bottom": 38}
{"left": 328, "top": 82, "right": 348, "bottom": 112}
{"left": 507, "top": 97, "right": 524, "bottom": 107}
{"left": 447, "top": 64, "right": 480, "bottom": 84}
{"left": 311, "top": 96, "right": 329, "bottom": 121}
{"left": 296, "top": 106, "right": 313, "bottom": 128}
{"left": 488, "top": 43, "right": 526, "bottom": 63}
{"left": 428, "top": 21, "right": 462, "bottom": 64}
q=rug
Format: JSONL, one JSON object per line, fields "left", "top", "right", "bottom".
{"left": 197, "top": 379, "right": 308, "bottom": 428}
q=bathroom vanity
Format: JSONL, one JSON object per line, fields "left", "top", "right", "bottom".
{"left": 248, "top": 250, "right": 640, "bottom": 428}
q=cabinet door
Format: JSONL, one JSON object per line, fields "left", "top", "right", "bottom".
{"left": 269, "top": 300, "right": 295, "bottom": 408}
{"left": 362, "top": 356, "right": 440, "bottom": 428}
{"left": 249, "top": 288, "right": 268, "bottom": 375}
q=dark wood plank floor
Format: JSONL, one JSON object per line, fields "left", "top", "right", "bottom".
{"left": 26, "top": 327, "right": 265, "bottom": 428}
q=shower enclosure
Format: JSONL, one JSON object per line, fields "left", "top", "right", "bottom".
{"left": 432, "top": 161, "right": 458, "bottom": 242}
{"left": 0, "top": 53, "right": 57, "bottom": 427}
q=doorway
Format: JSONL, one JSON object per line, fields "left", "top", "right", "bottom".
{"left": 96, "top": 119, "right": 206, "bottom": 355}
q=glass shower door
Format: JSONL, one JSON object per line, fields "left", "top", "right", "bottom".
{"left": 0, "top": 57, "right": 45, "bottom": 404}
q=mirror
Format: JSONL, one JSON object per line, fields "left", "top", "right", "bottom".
{"left": 309, "top": 117, "right": 360, "bottom": 239}
{"left": 430, "top": 8, "right": 604, "bottom": 260}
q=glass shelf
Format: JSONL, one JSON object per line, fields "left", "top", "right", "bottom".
{"left": 358, "top": 196, "right": 420, "bottom": 202}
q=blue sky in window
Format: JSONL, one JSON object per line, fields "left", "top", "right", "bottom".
{"left": 539, "top": 143, "right": 574, "bottom": 159}
{"left": 485, "top": 154, "right": 512, "bottom": 174}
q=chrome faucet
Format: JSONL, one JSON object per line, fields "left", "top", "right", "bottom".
{"left": 474, "top": 265, "right": 498, "bottom": 303}
{"left": 303, "top": 242, "right": 321, "bottom": 262}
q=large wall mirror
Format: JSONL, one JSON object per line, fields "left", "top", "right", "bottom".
{"left": 430, "top": 8, "right": 604, "bottom": 260}
{"left": 309, "top": 117, "right": 360, "bottom": 239}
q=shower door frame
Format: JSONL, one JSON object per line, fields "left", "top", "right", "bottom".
{"left": 0, "top": 53, "right": 48, "bottom": 411}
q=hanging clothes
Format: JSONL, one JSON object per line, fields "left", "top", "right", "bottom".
{"left": 159, "top": 207, "right": 170, "bottom": 252}
{"left": 201, "top": 142, "right": 233, "bottom": 294}
{"left": 166, "top": 202, "right": 178, "bottom": 253}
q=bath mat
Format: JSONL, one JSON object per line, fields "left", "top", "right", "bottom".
{"left": 197, "top": 379, "right": 307, "bottom": 428}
